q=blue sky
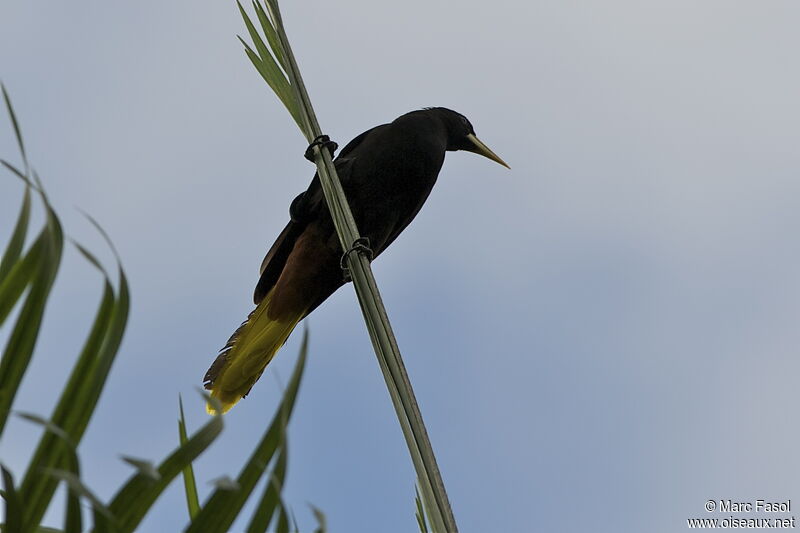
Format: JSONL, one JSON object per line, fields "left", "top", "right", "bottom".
{"left": 2, "top": 1, "right": 799, "bottom": 532}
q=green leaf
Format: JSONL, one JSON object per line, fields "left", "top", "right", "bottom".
{"left": 1, "top": 83, "right": 28, "bottom": 171}
{"left": 0, "top": 81, "right": 131, "bottom": 533}
{"left": 30, "top": 169, "right": 46, "bottom": 195}
{"left": 16, "top": 411, "right": 73, "bottom": 444}
{"left": 18, "top": 277, "right": 113, "bottom": 518}
{"left": 310, "top": 504, "right": 327, "bottom": 533}
{"left": 120, "top": 457, "right": 160, "bottom": 482}
{"left": 239, "top": 1, "right": 278, "bottom": 77}
{"left": 65, "top": 270, "right": 129, "bottom": 436}
{"left": 239, "top": 38, "right": 300, "bottom": 129}
{"left": 252, "top": 0, "right": 287, "bottom": 71}
{"left": 185, "top": 330, "right": 308, "bottom": 533}
{"left": 18, "top": 408, "right": 102, "bottom": 530}
{"left": 77, "top": 210, "right": 122, "bottom": 264}
{"left": 236, "top": 3, "right": 303, "bottom": 131}
{"left": 44, "top": 469, "right": 113, "bottom": 521}
{"left": 63, "top": 478, "right": 83, "bottom": 533}
{"left": 0, "top": 232, "right": 44, "bottom": 326}
{"left": 210, "top": 476, "right": 240, "bottom": 491}
{"left": 178, "top": 396, "right": 200, "bottom": 520}
{"left": 71, "top": 240, "right": 105, "bottom": 273}
{"left": 415, "top": 476, "right": 446, "bottom": 533}
{"left": 19, "top": 234, "right": 126, "bottom": 528}
{"left": 0, "top": 186, "right": 31, "bottom": 281}
{"left": 14, "top": 408, "right": 87, "bottom": 533}
{"left": 1, "top": 465, "right": 24, "bottom": 533}
{"left": 0, "top": 160, "right": 35, "bottom": 189}
{"left": 0, "top": 206, "right": 63, "bottom": 437}
{"left": 244, "top": 443, "right": 288, "bottom": 533}
{"left": 90, "top": 507, "right": 114, "bottom": 533}
{"left": 274, "top": 499, "right": 290, "bottom": 533}
{"left": 100, "top": 392, "right": 224, "bottom": 533}
{"left": 415, "top": 486, "right": 429, "bottom": 533}
{"left": 62, "top": 434, "right": 83, "bottom": 533}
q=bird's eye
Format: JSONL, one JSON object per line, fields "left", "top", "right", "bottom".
{"left": 459, "top": 115, "right": 473, "bottom": 134}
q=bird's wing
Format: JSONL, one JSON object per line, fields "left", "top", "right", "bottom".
{"left": 254, "top": 221, "right": 303, "bottom": 304}
{"left": 253, "top": 124, "right": 389, "bottom": 305}
{"left": 253, "top": 155, "right": 360, "bottom": 305}
{"left": 288, "top": 175, "right": 322, "bottom": 223}
{"left": 336, "top": 124, "right": 385, "bottom": 159}
{"left": 288, "top": 124, "right": 388, "bottom": 221}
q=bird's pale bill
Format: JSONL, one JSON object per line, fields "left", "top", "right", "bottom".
{"left": 466, "top": 133, "right": 510, "bottom": 169}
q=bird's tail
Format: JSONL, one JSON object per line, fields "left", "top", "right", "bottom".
{"left": 203, "top": 289, "right": 303, "bottom": 414}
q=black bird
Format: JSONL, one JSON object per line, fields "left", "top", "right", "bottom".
{"left": 204, "top": 107, "right": 509, "bottom": 412}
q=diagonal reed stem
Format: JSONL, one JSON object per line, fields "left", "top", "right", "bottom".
{"left": 251, "top": 1, "right": 458, "bottom": 530}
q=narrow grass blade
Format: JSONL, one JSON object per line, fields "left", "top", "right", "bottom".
{"left": 90, "top": 507, "right": 114, "bottom": 533}
{"left": 416, "top": 473, "right": 445, "bottom": 533}
{"left": 1, "top": 159, "right": 35, "bottom": 190}
{"left": 236, "top": 2, "right": 302, "bottom": 130}
{"left": 239, "top": 38, "right": 301, "bottom": 130}
{"left": 309, "top": 504, "right": 326, "bottom": 533}
{"left": 237, "top": 3, "right": 291, "bottom": 104}
{"left": 63, "top": 477, "right": 83, "bottom": 533}
{"left": 72, "top": 241, "right": 105, "bottom": 273}
{"left": 1, "top": 465, "right": 24, "bottom": 533}
{"left": 18, "top": 277, "right": 112, "bottom": 506}
{"left": 62, "top": 435, "right": 84, "bottom": 533}
{"left": 18, "top": 414, "right": 101, "bottom": 532}
{"left": 0, "top": 232, "right": 44, "bottom": 326}
{"left": 274, "top": 498, "right": 290, "bottom": 533}
{"left": 415, "top": 485, "right": 429, "bottom": 533}
{"left": 178, "top": 396, "right": 200, "bottom": 520}
{"left": 101, "top": 393, "right": 223, "bottom": 533}
{"left": 0, "top": 186, "right": 31, "bottom": 281}
{"left": 15, "top": 407, "right": 89, "bottom": 533}
{"left": 244, "top": 443, "right": 288, "bottom": 533}
{"left": 30, "top": 169, "right": 46, "bottom": 194}
{"left": 1, "top": 83, "right": 28, "bottom": 171}
{"left": 209, "top": 476, "right": 239, "bottom": 491}
{"left": 0, "top": 208, "right": 63, "bottom": 437}
{"left": 77, "top": 209, "right": 123, "bottom": 268}
{"left": 16, "top": 412, "right": 72, "bottom": 443}
{"left": 46, "top": 470, "right": 113, "bottom": 521}
{"left": 120, "top": 457, "right": 160, "bottom": 481}
{"left": 64, "top": 266, "right": 128, "bottom": 442}
{"left": 185, "top": 330, "right": 308, "bottom": 533}
{"left": 252, "top": 0, "right": 287, "bottom": 71}
{"left": 19, "top": 238, "right": 126, "bottom": 528}
{"left": 238, "top": 2, "right": 277, "bottom": 76}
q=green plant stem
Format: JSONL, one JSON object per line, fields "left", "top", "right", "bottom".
{"left": 262, "top": 1, "right": 458, "bottom": 531}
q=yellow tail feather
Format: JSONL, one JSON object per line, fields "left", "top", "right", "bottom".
{"left": 204, "top": 290, "right": 303, "bottom": 414}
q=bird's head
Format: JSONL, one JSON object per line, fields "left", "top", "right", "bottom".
{"left": 427, "top": 107, "right": 510, "bottom": 169}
